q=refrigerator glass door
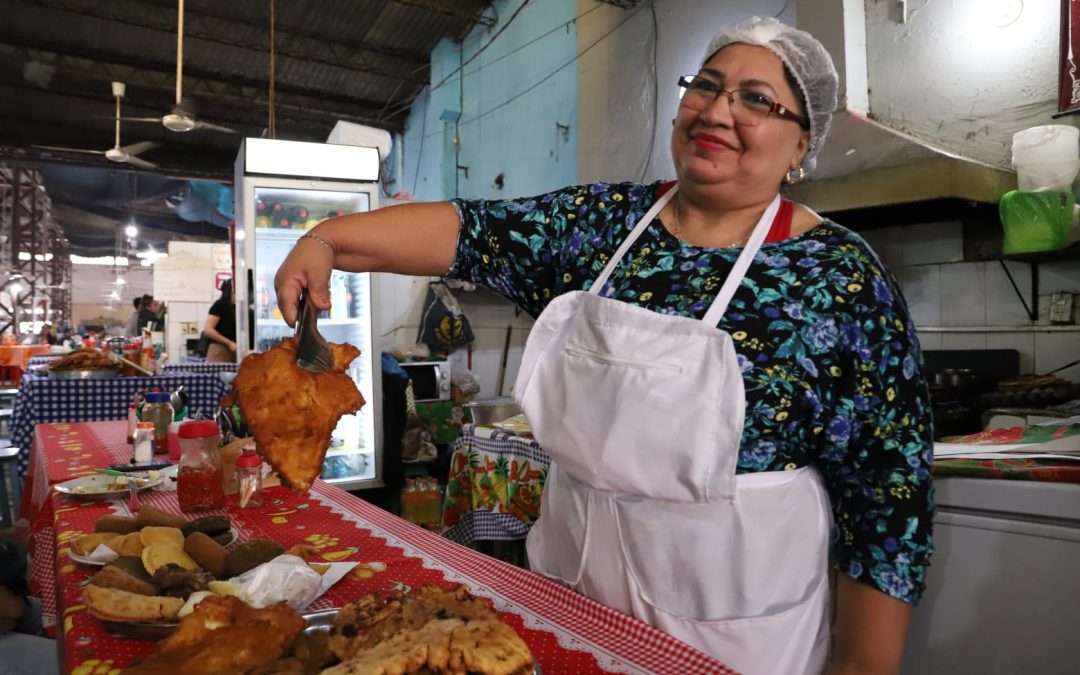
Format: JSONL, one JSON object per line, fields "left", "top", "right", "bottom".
{"left": 252, "top": 186, "right": 377, "bottom": 485}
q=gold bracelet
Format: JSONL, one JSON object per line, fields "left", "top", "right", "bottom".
{"left": 299, "top": 232, "right": 335, "bottom": 254}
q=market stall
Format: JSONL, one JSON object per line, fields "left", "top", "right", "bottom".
{"left": 9, "top": 370, "right": 228, "bottom": 478}
{"left": 24, "top": 420, "right": 733, "bottom": 674}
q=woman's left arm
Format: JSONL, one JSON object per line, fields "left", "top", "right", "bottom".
{"left": 828, "top": 574, "right": 912, "bottom": 675}
{"left": 814, "top": 246, "right": 935, "bottom": 673}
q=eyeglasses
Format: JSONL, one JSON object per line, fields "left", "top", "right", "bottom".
{"left": 677, "top": 75, "right": 808, "bottom": 129}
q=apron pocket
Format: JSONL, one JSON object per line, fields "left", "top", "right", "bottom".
{"left": 525, "top": 465, "right": 590, "bottom": 587}
{"left": 524, "top": 340, "right": 738, "bottom": 502}
{"left": 612, "top": 470, "right": 831, "bottom": 622}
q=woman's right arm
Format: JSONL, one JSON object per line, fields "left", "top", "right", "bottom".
{"left": 274, "top": 202, "right": 460, "bottom": 326}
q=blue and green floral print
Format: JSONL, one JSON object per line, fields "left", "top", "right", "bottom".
{"left": 448, "top": 181, "right": 934, "bottom": 606}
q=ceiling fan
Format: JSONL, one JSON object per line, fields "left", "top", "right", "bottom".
{"left": 122, "top": 0, "right": 237, "bottom": 134}
{"left": 35, "top": 81, "right": 159, "bottom": 170}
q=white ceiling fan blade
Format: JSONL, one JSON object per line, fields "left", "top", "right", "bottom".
{"left": 193, "top": 120, "right": 238, "bottom": 133}
{"left": 121, "top": 140, "right": 158, "bottom": 156}
{"left": 118, "top": 116, "right": 167, "bottom": 123}
{"left": 125, "top": 156, "right": 159, "bottom": 170}
{"left": 33, "top": 145, "right": 107, "bottom": 155}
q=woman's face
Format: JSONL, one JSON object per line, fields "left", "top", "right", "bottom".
{"left": 671, "top": 43, "right": 810, "bottom": 201}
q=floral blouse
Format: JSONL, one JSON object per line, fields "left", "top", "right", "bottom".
{"left": 447, "top": 181, "right": 934, "bottom": 606}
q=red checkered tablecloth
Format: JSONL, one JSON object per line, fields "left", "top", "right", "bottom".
{"left": 24, "top": 421, "right": 736, "bottom": 674}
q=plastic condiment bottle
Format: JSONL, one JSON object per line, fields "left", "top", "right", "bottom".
{"left": 142, "top": 392, "right": 174, "bottom": 454}
{"left": 133, "top": 422, "right": 154, "bottom": 463}
{"left": 235, "top": 446, "right": 264, "bottom": 509}
{"left": 177, "top": 419, "right": 224, "bottom": 513}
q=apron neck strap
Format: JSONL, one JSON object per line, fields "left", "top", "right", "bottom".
{"left": 701, "top": 193, "right": 781, "bottom": 325}
{"left": 590, "top": 185, "right": 678, "bottom": 296}
{"left": 589, "top": 183, "right": 782, "bottom": 327}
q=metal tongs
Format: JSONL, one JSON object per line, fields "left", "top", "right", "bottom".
{"left": 295, "top": 289, "right": 334, "bottom": 372}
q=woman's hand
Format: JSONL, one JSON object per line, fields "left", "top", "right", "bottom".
{"left": 275, "top": 234, "right": 336, "bottom": 327}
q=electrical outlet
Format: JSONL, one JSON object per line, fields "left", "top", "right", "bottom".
{"left": 1049, "top": 292, "right": 1074, "bottom": 324}
{"left": 180, "top": 321, "right": 198, "bottom": 335}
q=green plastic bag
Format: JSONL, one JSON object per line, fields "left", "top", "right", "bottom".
{"left": 999, "top": 190, "right": 1075, "bottom": 254}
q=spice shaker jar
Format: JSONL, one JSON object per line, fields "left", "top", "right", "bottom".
{"left": 133, "top": 421, "right": 154, "bottom": 464}
{"left": 177, "top": 419, "right": 224, "bottom": 513}
{"left": 235, "top": 446, "right": 264, "bottom": 509}
{"left": 142, "top": 392, "right": 174, "bottom": 454}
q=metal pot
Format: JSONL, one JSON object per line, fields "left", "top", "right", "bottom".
{"left": 466, "top": 398, "right": 522, "bottom": 427}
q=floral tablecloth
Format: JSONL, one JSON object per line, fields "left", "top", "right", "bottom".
{"left": 442, "top": 424, "right": 549, "bottom": 545}
{"left": 24, "top": 421, "right": 733, "bottom": 675}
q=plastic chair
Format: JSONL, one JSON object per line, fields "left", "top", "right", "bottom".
{"left": 0, "top": 441, "right": 20, "bottom": 528}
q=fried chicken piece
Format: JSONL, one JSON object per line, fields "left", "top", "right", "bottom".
{"left": 122, "top": 596, "right": 306, "bottom": 675}
{"left": 229, "top": 337, "right": 365, "bottom": 492}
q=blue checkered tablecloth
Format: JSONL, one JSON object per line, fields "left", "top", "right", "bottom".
{"left": 163, "top": 362, "right": 238, "bottom": 375}
{"left": 10, "top": 371, "right": 229, "bottom": 478}
{"left": 441, "top": 424, "right": 549, "bottom": 546}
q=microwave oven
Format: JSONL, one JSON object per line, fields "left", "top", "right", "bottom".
{"left": 399, "top": 360, "right": 452, "bottom": 401}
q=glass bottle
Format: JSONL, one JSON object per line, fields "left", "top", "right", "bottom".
{"left": 177, "top": 419, "right": 224, "bottom": 513}
{"left": 235, "top": 446, "right": 264, "bottom": 509}
{"left": 142, "top": 392, "right": 174, "bottom": 454}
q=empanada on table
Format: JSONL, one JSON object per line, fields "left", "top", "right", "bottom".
{"left": 227, "top": 337, "right": 365, "bottom": 492}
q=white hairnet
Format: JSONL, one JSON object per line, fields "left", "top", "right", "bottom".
{"left": 704, "top": 16, "right": 838, "bottom": 171}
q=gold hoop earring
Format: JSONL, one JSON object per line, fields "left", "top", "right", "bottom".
{"left": 784, "top": 166, "right": 806, "bottom": 185}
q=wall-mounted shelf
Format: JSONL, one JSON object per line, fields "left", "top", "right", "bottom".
{"left": 997, "top": 243, "right": 1080, "bottom": 322}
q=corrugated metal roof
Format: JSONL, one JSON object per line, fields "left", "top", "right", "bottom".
{"left": 0, "top": 0, "right": 497, "bottom": 178}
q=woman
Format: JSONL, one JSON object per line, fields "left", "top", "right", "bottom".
{"left": 203, "top": 280, "right": 237, "bottom": 362}
{"left": 276, "top": 17, "right": 933, "bottom": 674}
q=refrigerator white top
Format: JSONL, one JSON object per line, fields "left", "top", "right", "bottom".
{"left": 238, "top": 138, "right": 380, "bottom": 182}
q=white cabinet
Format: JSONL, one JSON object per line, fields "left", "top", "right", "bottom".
{"left": 902, "top": 478, "right": 1080, "bottom": 674}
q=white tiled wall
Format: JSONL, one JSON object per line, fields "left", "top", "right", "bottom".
{"left": 863, "top": 224, "right": 1080, "bottom": 382}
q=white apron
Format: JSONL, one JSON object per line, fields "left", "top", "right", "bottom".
{"left": 517, "top": 185, "right": 833, "bottom": 675}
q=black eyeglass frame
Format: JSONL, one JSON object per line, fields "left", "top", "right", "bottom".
{"left": 677, "top": 75, "right": 809, "bottom": 129}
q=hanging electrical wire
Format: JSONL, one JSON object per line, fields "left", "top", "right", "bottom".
{"left": 381, "top": 0, "right": 604, "bottom": 123}
{"left": 638, "top": 2, "right": 659, "bottom": 181}
{"left": 418, "top": 0, "right": 655, "bottom": 140}
{"left": 268, "top": 0, "right": 276, "bottom": 138}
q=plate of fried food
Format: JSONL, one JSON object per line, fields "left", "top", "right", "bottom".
{"left": 68, "top": 506, "right": 236, "bottom": 566}
{"left": 114, "top": 583, "right": 537, "bottom": 675}
{"left": 45, "top": 349, "right": 119, "bottom": 378}
{"left": 55, "top": 473, "right": 165, "bottom": 502}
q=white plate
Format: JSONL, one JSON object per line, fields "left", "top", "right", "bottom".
{"left": 54, "top": 474, "right": 165, "bottom": 501}
{"left": 491, "top": 414, "right": 532, "bottom": 436}
{"left": 68, "top": 546, "right": 117, "bottom": 566}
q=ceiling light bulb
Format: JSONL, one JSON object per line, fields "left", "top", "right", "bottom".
{"left": 116, "top": 276, "right": 126, "bottom": 285}
{"left": 125, "top": 223, "right": 138, "bottom": 237}
{"left": 9, "top": 283, "right": 22, "bottom": 295}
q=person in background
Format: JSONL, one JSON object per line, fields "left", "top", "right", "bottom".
{"left": 275, "top": 16, "right": 933, "bottom": 675}
{"left": 203, "top": 279, "right": 237, "bottom": 362}
{"left": 124, "top": 296, "right": 144, "bottom": 337}
{"left": 136, "top": 296, "right": 163, "bottom": 332}
{"left": 0, "top": 542, "right": 58, "bottom": 674}
{"left": 36, "top": 323, "right": 58, "bottom": 346}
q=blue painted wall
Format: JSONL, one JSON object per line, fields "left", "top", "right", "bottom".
{"left": 395, "top": 0, "right": 578, "bottom": 202}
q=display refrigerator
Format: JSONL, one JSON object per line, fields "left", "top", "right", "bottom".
{"left": 234, "top": 138, "right": 383, "bottom": 490}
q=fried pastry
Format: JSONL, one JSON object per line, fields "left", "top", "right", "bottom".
{"left": 227, "top": 337, "right": 364, "bottom": 492}
{"left": 122, "top": 596, "right": 306, "bottom": 675}
{"left": 83, "top": 585, "right": 184, "bottom": 623}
